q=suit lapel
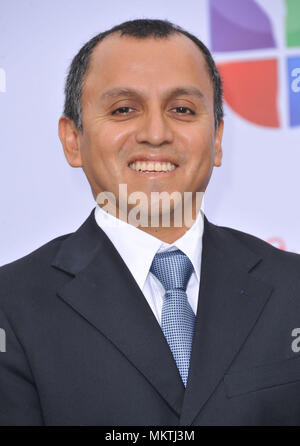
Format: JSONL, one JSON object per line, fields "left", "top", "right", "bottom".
{"left": 179, "top": 217, "right": 274, "bottom": 425}
{"left": 52, "top": 209, "right": 185, "bottom": 417}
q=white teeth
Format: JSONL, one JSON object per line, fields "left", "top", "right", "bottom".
{"left": 129, "top": 161, "right": 177, "bottom": 172}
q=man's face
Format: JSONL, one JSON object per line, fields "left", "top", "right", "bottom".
{"left": 61, "top": 33, "right": 223, "bottom": 219}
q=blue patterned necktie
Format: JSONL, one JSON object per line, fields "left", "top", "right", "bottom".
{"left": 150, "top": 249, "right": 195, "bottom": 387}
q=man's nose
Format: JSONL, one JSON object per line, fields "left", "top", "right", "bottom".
{"left": 135, "top": 107, "right": 174, "bottom": 147}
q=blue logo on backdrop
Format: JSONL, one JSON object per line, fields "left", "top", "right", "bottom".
{"left": 288, "top": 57, "right": 300, "bottom": 127}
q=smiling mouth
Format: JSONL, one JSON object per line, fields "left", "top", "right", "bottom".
{"left": 128, "top": 160, "right": 178, "bottom": 173}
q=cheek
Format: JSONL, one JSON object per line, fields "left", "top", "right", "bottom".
{"left": 90, "top": 125, "right": 132, "bottom": 163}
{"left": 182, "top": 127, "right": 213, "bottom": 163}
{"left": 182, "top": 131, "right": 215, "bottom": 179}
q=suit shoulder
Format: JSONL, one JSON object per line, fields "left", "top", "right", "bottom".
{"left": 212, "top": 221, "right": 300, "bottom": 267}
{"left": 0, "top": 232, "right": 73, "bottom": 282}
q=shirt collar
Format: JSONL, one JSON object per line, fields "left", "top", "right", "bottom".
{"left": 94, "top": 204, "right": 204, "bottom": 290}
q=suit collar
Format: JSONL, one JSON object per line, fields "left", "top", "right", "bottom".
{"left": 52, "top": 208, "right": 261, "bottom": 276}
{"left": 51, "top": 208, "right": 103, "bottom": 275}
{"left": 52, "top": 208, "right": 273, "bottom": 424}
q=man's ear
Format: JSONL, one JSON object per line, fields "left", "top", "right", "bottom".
{"left": 58, "top": 115, "right": 83, "bottom": 167}
{"left": 213, "top": 119, "right": 224, "bottom": 167}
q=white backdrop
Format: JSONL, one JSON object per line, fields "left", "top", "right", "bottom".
{"left": 0, "top": 0, "right": 299, "bottom": 266}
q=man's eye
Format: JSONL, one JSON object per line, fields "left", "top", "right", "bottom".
{"left": 111, "top": 107, "right": 134, "bottom": 115}
{"left": 172, "top": 107, "right": 195, "bottom": 115}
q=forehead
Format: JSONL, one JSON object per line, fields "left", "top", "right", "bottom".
{"left": 83, "top": 32, "right": 213, "bottom": 101}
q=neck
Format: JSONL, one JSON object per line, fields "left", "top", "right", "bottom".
{"left": 137, "top": 224, "right": 190, "bottom": 244}
{"left": 120, "top": 199, "right": 201, "bottom": 243}
{"left": 97, "top": 193, "right": 203, "bottom": 243}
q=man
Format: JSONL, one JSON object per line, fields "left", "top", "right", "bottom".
{"left": 1, "top": 18, "right": 300, "bottom": 426}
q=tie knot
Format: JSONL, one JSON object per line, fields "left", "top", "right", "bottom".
{"left": 150, "top": 249, "right": 194, "bottom": 292}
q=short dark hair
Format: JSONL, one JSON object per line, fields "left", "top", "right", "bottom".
{"left": 63, "top": 18, "right": 224, "bottom": 131}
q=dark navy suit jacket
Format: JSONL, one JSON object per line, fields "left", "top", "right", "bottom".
{"left": 1, "top": 208, "right": 300, "bottom": 425}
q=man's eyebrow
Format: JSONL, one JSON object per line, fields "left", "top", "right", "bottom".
{"left": 99, "top": 86, "right": 205, "bottom": 102}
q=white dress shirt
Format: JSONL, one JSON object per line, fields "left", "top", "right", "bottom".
{"left": 94, "top": 204, "right": 204, "bottom": 326}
